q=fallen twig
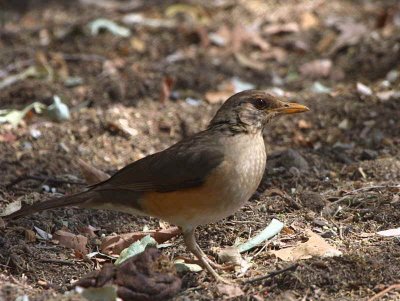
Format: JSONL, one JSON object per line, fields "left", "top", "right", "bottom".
{"left": 367, "top": 284, "right": 400, "bottom": 301}
{"left": 331, "top": 185, "right": 400, "bottom": 205}
{"left": 243, "top": 263, "right": 299, "bottom": 284}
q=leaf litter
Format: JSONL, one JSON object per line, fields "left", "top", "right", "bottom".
{"left": 1, "top": 0, "right": 400, "bottom": 300}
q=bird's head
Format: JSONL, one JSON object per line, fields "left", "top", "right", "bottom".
{"left": 208, "top": 90, "right": 309, "bottom": 133}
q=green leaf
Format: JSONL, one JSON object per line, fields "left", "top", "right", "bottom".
{"left": 114, "top": 235, "right": 157, "bottom": 265}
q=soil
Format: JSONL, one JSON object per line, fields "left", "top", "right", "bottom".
{"left": 0, "top": 0, "right": 399, "bottom": 300}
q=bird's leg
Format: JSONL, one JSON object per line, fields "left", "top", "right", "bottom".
{"left": 193, "top": 240, "right": 226, "bottom": 270}
{"left": 183, "top": 228, "right": 231, "bottom": 283}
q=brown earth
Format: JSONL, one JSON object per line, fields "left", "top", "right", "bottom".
{"left": 0, "top": 0, "right": 399, "bottom": 300}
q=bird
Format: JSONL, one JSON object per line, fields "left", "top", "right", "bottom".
{"left": 6, "top": 90, "right": 309, "bottom": 282}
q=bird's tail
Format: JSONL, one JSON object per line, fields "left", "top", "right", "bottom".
{"left": 4, "top": 190, "right": 95, "bottom": 220}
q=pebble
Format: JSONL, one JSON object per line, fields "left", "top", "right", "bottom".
{"left": 185, "top": 97, "right": 201, "bottom": 106}
{"left": 23, "top": 141, "right": 33, "bottom": 150}
{"left": 29, "top": 128, "right": 42, "bottom": 139}
{"left": 356, "top": 82, "right": 372, "bottom": 96}
{"left": 360, "top": 149, "right": 378, "bottom": 160}
{"left": 386, "top": 70, "right": 399, "bottom": 83}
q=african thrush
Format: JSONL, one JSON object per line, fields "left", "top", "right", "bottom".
{"left": 7, "top": 90, "right": 309, "bottom": 282}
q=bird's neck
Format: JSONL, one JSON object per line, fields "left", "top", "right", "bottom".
{"left": 207, "top": 121, "right": 263, "bottom": 135}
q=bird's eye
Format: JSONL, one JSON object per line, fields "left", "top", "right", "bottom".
{"left": 253, "top": 98, "right": 268, "bottom": 110}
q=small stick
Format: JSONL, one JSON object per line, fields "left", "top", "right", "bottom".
{"left": 367, "top": 284, "right": 400, "bottom": 301}
{"left": 331, "top": 185, "right": 400, "bottom": 205}
{"left": 243, "top": 263, "right": 299, "bottom": 284}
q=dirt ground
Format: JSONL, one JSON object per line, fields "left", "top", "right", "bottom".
{"left": 0, "top": 0, "right": 400, "bottom": 300}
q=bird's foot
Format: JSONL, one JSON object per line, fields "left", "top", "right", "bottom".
{"left": 195, "top": 254, "right": 224, "bottom": 270}
{"left": 207, "top": 259, "right": 224, "bottom": 269}
{"left": 199, "top": 257, "right": 234, "bottom": 283}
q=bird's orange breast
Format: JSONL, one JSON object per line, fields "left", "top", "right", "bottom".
{"left": 140, "top": 132, "right": 266, "bottom": 228}
{"left": 140, "top": 162, "right": 233, "bottom": 227}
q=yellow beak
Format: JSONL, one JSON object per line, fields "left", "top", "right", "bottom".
{"left": 274, "top": 102, "right": 310, "bottom": 114}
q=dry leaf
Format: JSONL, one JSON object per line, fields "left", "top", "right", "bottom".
{"left": 281, "top": 226, "right": 295, "bottom": 236}
{"left": 217, "top": 284, "right": 244, "bottom": 299}
{"left": 270, "top": 229, "right": 342, "bottom": 261}
{"left": 53, "top": 230, "right": 88, "bottom": 255}
{"left": 0, "top": 199, "right": 21, "bottom": 216}
{"left": 101, "top": 227, "right": 181, "bottom": 255}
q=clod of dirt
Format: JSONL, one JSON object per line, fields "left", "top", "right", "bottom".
{"left": 298, "top": 192, "right": 328, "bottom": 213}
{"left": 360, "top": 149, "right": 378, "bottom": 161}
{"left": 75, "top": 248, "right": 181, "bottom": 301}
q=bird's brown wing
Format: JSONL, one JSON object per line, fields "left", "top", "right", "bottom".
{"left": 90, "top": 131, "right": 225, "bottom": 193}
